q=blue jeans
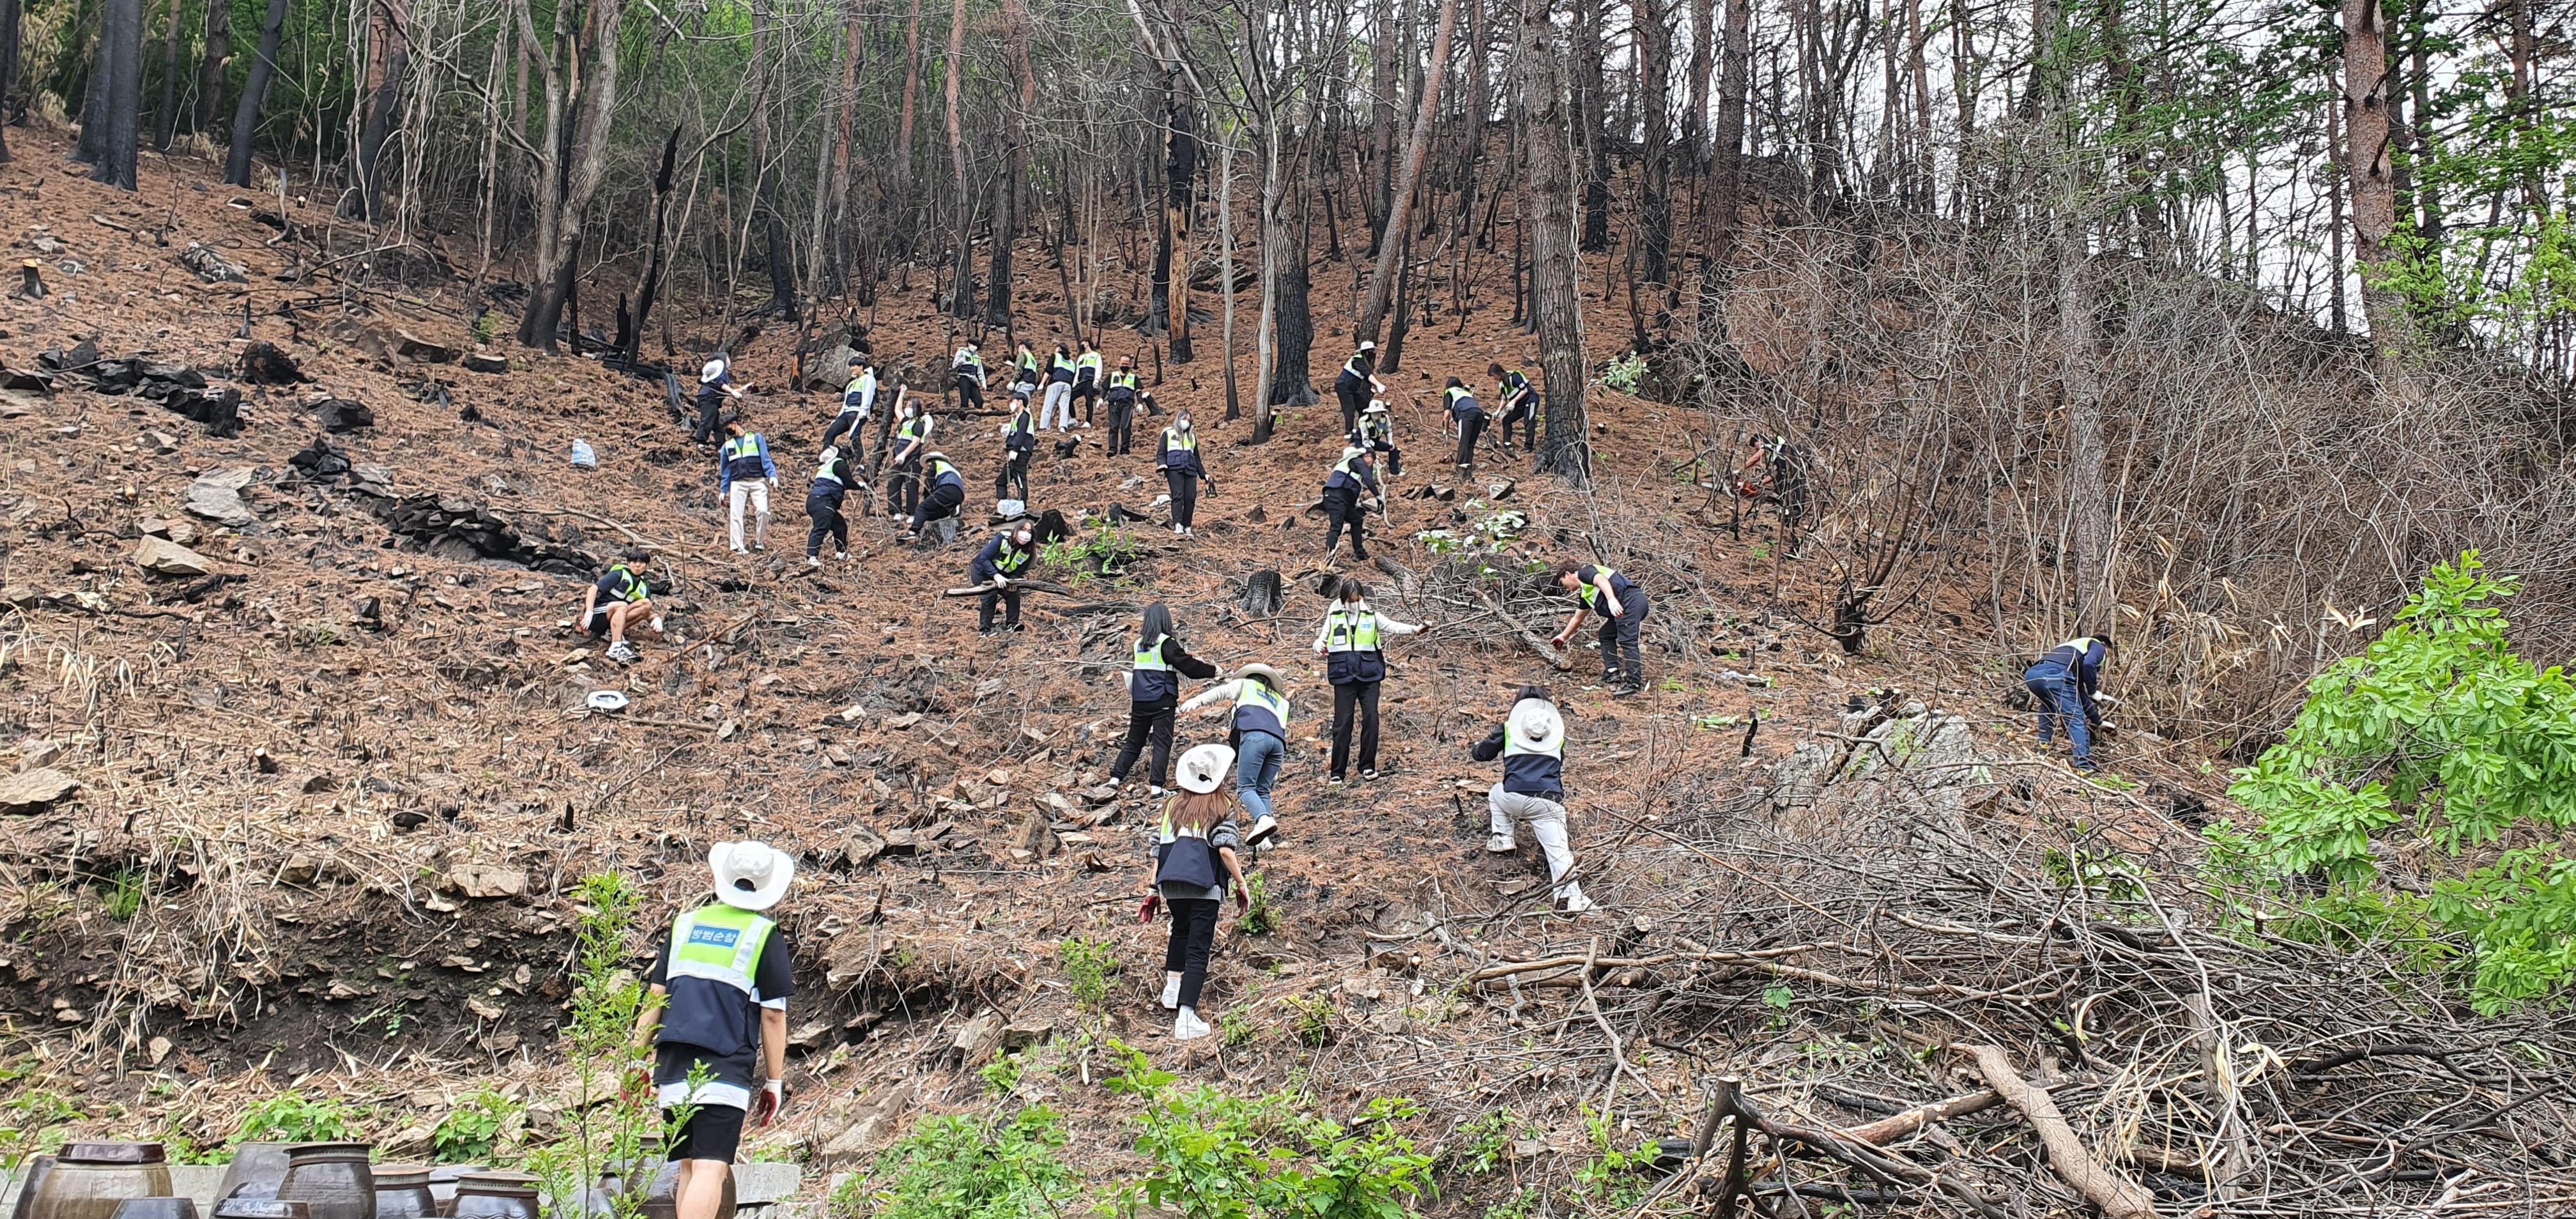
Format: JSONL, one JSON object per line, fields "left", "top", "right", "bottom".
{"left": 2023, "top": 664, "right": 2093, "bottom": 767}
{"left": 1236, "top": 731, "right": 1284, "bottom": 822}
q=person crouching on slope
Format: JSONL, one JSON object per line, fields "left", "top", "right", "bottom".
{"left": 1137, "top": 744, "right": 1250, "bottom": 1043}
{"left": 1472, "top": 689, "right": 1594, "bottom": 913}
{"left": 901, "top": 451, "right": 967, "bottom": 541}
{"left": 628, "top": 841, "right": 798, "bottom": 1219}
{"left": 970, "top": 518, "right": 1038, "bottom": 634}
{"left": 579, "top": 548, "right": 663, "bottom": 663}
{"left": 804, "top": 447, "right": 858, "bottom": 567}
{"left": 1181, "top": 663, "right": 1292, "bottom": 847}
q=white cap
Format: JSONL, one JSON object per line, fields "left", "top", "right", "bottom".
{"left": 1174, "top": 744, "right": 1235, "bottom": 794}
{"left": 709, "top": 840, "right": 794, "bottom": 911}
{"left": 700, "top": 357, "right": 727, "bottom": 383}
{"left": 1509, "top": 699, "right": 1563, "bottom": 750}
{"left": 1233, "top": 662, "right": 1282, "bottom": 689}
{"left": 1356, "top": 341, "right": 1377, "bottom": 353}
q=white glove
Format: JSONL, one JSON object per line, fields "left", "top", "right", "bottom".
{"left": 769, "top": 477, "right": 778, "bottom": 489}
{"left": 994, "top": 575, "right": 1010, "bottom": 588}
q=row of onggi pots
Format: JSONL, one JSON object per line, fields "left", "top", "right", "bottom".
{"left": 12, "top": 1143, "right": 732, "bottom": 1219}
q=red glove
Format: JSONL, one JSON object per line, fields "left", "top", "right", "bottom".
{"left": 1138, "top": 894, "right": 1160, "bottom": 923}
{"left": 621, "top": 1068, "right": 652, "bottom": 1107}
{"left": 753, "top": 1078, "right": 783, "bottom": 1126}
{"left": 1234, "top": 889, "right": 1250, "bottom": 916}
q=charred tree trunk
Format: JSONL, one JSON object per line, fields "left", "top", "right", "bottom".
{"left": 890, "top": 0, "right": 924, "bottom": 257}
{"left": 1697, "top": 0, "right": 1751, "bottom": 344}
{"left": 90, "top": 0, "right": 142, "bottom": 190}
{"left": 223, "top": 0, "right": 288, "bottom": 187}
{"left": 192, "top": 0, "right": 227, "bottom": 134}
{"left": 1365, "top": 0, "right": 1397, "bottom": 254}
{"left": 1637, "top": 0, "right": 1673, "bottom": 304}
{"left": 750, "top": 0, "right": 798, "bottom": 320}
{"left": 627, "top": 126, "right": 682, "bottom": 361}
{"left": 0, "top": 0, "right": 22, "bottom": 162}
{"left": 1154, "top": 79, "right": 1198, "bottom": 362}
{"left": 1572, "top": 0, "right": 1610, "bottom": 253}
{"left": 942, "top": 0, "right": 975, "bottom": 319}
{"left": 1353, "top": 0, "right": 1459, "bottom": 348}
{"left": 1686, "top": 0, "right": 1713, "bottom": 168}
{"left": 1519, "top": 0, "right": 1586, "bottom": 484}
{"left": 151, "top": 0, "right": 182, "bottom": 150}
{"left": 1268, "top": 165, "right": 1317, "bottom": 408}
{"left": 514, "top": 0, "right": 631, "bottom": 352}
{"left": 988, "top": 0, "right": 1035, "bottom": 329}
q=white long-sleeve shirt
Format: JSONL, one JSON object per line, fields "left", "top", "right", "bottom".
{"left": 1311, "top": 603, "right": 1424, "bottom": 654}
{"left": 1181, "top": 678, "right": 1250, "bottom": 712}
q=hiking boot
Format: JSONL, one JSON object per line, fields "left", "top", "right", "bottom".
{"left": 1161, "top": 971, "right": 1184, "bottom": 1011}
{"left": 606, "top": 642, "right": 640, "bottom": 663}
{"left": 1173, "top": 1007, "right": 1212, "bottom": 1041}
{"left": 1147, "top": 785, "right": 1167, "bottom": 798}
{"left": 1487, "top": 834, "right": 1518, "bottom": 854}
{"left": 1245, "top": 815, "right": 1279, "bottom": 845}
{"left": 1615, "top": 682, "right": 1644, "bottom": 698}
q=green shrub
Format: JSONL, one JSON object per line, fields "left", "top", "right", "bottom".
{"left": 866, "top": 1108, "right": 1078, "bottom": 1219}
{"left": 1105, "top": 1040, "right": 1430, "bottom": 1219}
{"left": 233, "top": 1092, "right": 353, "bottom": 1145}
{"left": 1059, "top": 937, "right": 1117, "bottom": 1011}
{"left": 432, "top": 1089, "right": 520, "bottom": 1164}
{"left": 1238, "top": 871, "right": 1276, "bottom": 937}
{"left": 2220, "top": 551, "right": 2576, "bottom": 1012}
{"left": 1040, "top": 523, "right": 1136, "bottom": 586}
{"left": 1594, "top": 351, "right": 1648, "bottom": 394}
{"left": 103, "top": 869, "right": 147, "bottom": 921}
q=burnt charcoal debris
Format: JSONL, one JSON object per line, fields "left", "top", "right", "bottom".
{"left": 369, "top": 493, "right": 597, "bottom": 575}
{"left": 309, "top": 397, "right": 375, "bottom": 432}
{"left": 39, "top": 341, "right": 243, "bottom": 435}
{"left": 239, "top": 341, "right": 307, "bottom": 384}
{"left": 289, "top": 436, "right": 352, "bottom": 479}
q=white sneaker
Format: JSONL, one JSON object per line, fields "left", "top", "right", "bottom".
{"left": 1172, "top": 523, "right": 1184, "bottom": 536}
{"left": 806, "top": 556, "right": 822, "bottom": 568}
{"left": 1161, "top": 972, "right": 1183, "bottom": 1010}
{"left": 834, "top": 551, "right": 848, "bottom": 561}
{"left": 1174, "top": 1007, "right": 1212, "bottom": 1041}
{"left": 1486, "top": 835, "right": 1518, "bottom": 854}
{"left": 1245, "top": 814, "right": 1278, "bottom": 844}
{"left": 730, "top": 545, "right": 749, "bottom": 555}
{"left": 1183, "top": 526, "right": 1195, "bottom": 537}
{"left": 1147, "top": 785, "right": 1166, "bottom": 797}
{"left": 606, "top": 642, "right": 640, "bottom": 663}
{"left": 1558, "top": 884, "right": 1596, "bottom": 914}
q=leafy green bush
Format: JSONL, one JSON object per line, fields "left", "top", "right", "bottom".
{"left": 233, "top": 1092, "right": 354, "bottom": 1145}
{"left": 1040, "top": 522, "right": 1136, "bottom": 586}
{"left": 1105, "top": 1041, "right": 1430, "bottom": 1219}
{"left": 865, "top": 1108, "right": 1078, "bottom": 1219}
{"left": 2218, "top": 551, "right": 2576, "bottom": 1012}
{"left": 1237, "top": 871, "right": 1276, "bottom": 937}
{"left": 1595, "top": 351, "right": 1648, "bottom": 394}
{"left": 1059, "top": 937, "right": 1117, "bottom": 1011}
{"left": 521, "top": 872, "right": 670, "bottom": 1212}
{"left": 432, "top": 1089, "right": 521, "bottom": 1164}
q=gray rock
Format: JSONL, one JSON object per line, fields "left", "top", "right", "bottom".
{"left": 183, "top": 466, "right": 257, "bottom": 527}
{"left": 0, "top": 767, "right": 80, "bottom": 811}
{"left": 133, "top": 535, "right": 213, "bottom": 577}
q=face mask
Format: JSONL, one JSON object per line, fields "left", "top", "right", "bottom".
{"left": 1178, "top": 420, "right": 1192, "bottom": 432}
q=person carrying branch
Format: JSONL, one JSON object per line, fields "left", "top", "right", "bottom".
{"left": 901, "top": 451, "right": 966, "bottom": 541}
{"left": 717, "top": 418, "right": 778, "bottom": 555}
{"left": 952, "top": 341, "right": 987, "bottom": 413}
{"left": 1105, "top": 356, "right": 1143, "bottom": 457}
{"left": 1135, "top": 744, "right": 1250, "bottom": 1043}
{"left": 1312, "top": 578, "right": 1424, "bottom": 786}
{"left": 969, "top": 518, "right": 1039, "bottom": 634}
{"left": 1489, "top": 362, "right": 1538, "bottom": 459}
{"left": 2021, "top": 634, "right": 2112, "bottom": 772}
{"left": 1444, "top": 377, "right": 1488, "bottom": 479}
{"left": 1180, "top": 663, "right": 1291, "bottom": 847}
{"left": 579, "top": 548, "right": 663, "bottom": 663}
{"left": 1551, "top": 560, "right": 1650, "bottom": 696}
{"left": 885, "top": 397, "right": 935, "bottom": 520}
{"left": 995, "top": 392, "right": 1037, "bottom": 508}
{"left": 1334, "top": 340, "right": 1384, "bottom": 435}
{"left": 1349, "top": 399, "right": 1402, "bottom": 477}
{"left": 1471, "top": 689, "right": 1593, "bottom": 913}
{"left": 1321, "top": 445, "right": 1381, "bottom": 564}
{"left": 1073, "top": 340, "right": 1105, "bottom": 426}
{"left": 694, "top": 355, "right": 746, "bottom": 445}
{"left": 628, "top": 841, "right": 798, "bottom": 1219}
{"left": 1092, "top": 602, "right": 1221, "bottom": 799}
{"left": 1158, "top": 409, "right": 1211, "bottom": 538}
{"left": 803, "top": 447, "right": 859, "bottom": 568}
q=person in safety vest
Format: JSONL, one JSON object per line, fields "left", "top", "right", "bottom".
{"left": 1073, "top": 341, "right": 1105, "bottom": 425}
{"left": 1321, "top": 446, "right": 1381, "bottom": 563}
{"left": 804, "top": 447, "right": 858, "bottom": 567}
{"left": 1041, "top": 343, "right": 1080, "bottom": 433}
{"left": 1471, "top": 689, "right": 1593, "bottom": 913}
{"left": 821, "top": 355, "right": 874, "bottom": 460}
{"left": 1551, "top": 560, "right": 1650, "bottom": 696}
{"left": 1311, "top": 578, "right": 1425, "bottom": 786}
{"left": 901, "top": 452, "right": 967, "bottom": 541}
{"left": 695, "top": 355, "right": 748, "bottom": 445}
{"left": 2022, "top": 634, "right": 2112, "bottom": 771}
{"left": 716, "top": 418, "right": 778, "bottom": 554}
{"left": 886, "top": 399, "right": 936, "bottom": 519}
{"left": 1333, "top": 341, "right": 1384, "bottom": 435}
{"left": 1349, "top": 399, "right": 1402, "bottom": 477}
{"left": 627, "top": 841, "right": 798, "bottom": 1219}
{"left": 952, "top": 341, "right": 987, "bottom": 413}
{"left": 1011, "top": 342, "right": 1042, "bottom": 401}
{"left": 970, "top": 519, "right": 1039, "bottom": 634}
{"left": 995, "top": 393, "right": 1036, "bottom": 507}
{"left": 1104, "top": 357, "right": 1144, "bottom": 456}
{"left": 1157, "top": 410, "right": 1212, "bottom": 537}
{"left": 1489, "top": 362, "right": 1538, "bottom": 458}
{"left": 1180, "top": 663, "right": 1292, "bottom": 847}
{"left": 578, "top": 548, "right": 663, "bottom": 663}
{"left": 1444, "top": 376, "right": 1487, "bottom": 479}
{"left": 1134, "top": 744, "right": 1250, "bottom": 1043}
{"left": 1089, "top": 602, "right": 1220, "bottom": 799}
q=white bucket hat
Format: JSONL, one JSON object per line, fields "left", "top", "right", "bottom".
{"left": 1363, "top": 399, "right": 1388, "bottom": 415}
{"left": 1509, "top": 699, "right": 1563, "bottom": 750}
{"left": 1340, "top": 446, "right": 1367, "bottom": 463}
{"left": 709, "top": 840, "right": 794, "bottom": 912}
{"left": 700, "top": 357, "right": 728, "bottom": 383}
{"left": 1233, "top": 662, "right": 1283, "bottom": 690}
{"left": 1356, "top": 341, "right": 1376, "bottom": 354}
{"left": 1175, "top": 743, "right": 1236, "bottom": 794}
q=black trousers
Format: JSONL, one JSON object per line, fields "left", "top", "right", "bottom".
{"left": 694, "top": 395, "right": 723, "bottom": 443}
{"left": 1499, "top": 398, "right": 1537, "bottom": 450}
{"left": 1337, "top": 378, "right": 1367, "bottom": 434}
{"left": 1365, "top": 438, "right": 1404, "bottom": 477}
{"left": 1166, "top": 469, "right": 1199, "bottom": 528}
{"left": 1597, "top": 590, "right": 1652, "bottom": 686}
{"left": 908, "top": 481, "right": 963, "bottom": 533}
{"left": 1111, "top": 696, "right": 1178, "bottom": 787}
{"left": 821, "top": 411, "right": 864, "bottom": 458}
{"left": 1454, "top": 413, "right": 1487, "bottom": 470}
{"left": 1329, "top": 679, "right": 1382, "bottom": 779}
{"left": 979, "top": 588, "right": 1023, "bottom": 630}
{"left": 1323, "top": 488, "right": 1368, "bottom": 559}
{"left": 1074, "top": 374, "right": 1099, "bottom": 422}
{"left": 997, "top": 450, "right": 1031, "bottom": 502}
{"left": 955, "top": 373, "right": 984, "bottom": 412}
{"left": 804, "top": 493, "right": 847, "bottom": 558}
{"left": 891, "top": 454, "right": 923, "bottom": 516}
{"left": 1162, "top": 898, "right": 1221, "bottom": 1010}
{"left": 1107, "top": 396, "right": 1136, "bottom": 455}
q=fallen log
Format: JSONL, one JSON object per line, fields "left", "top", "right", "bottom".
{"left": 1960, "top": 1045, "right": 2156, "bottom": 1219}
{"left": 941, "top": 579, "right": 1077, "bottom": 597}
{"left": 1475, "top": 588, "right": 1572, "bottom": 671}
{"left": 1837, "top": 1089, "right": 2001, "bottom": 1146}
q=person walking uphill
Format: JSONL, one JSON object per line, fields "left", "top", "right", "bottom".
{"left": 579, "top": 549, "right": 663, "bottom": 663}
{"left": 695, "top": 356, "right": 747, "bottom": 444}
{"left": 1445, "top": 377, "right": 1487, "bottom": 479}
{"left": 1551, "top": 560, "right": 1650, "bottom": 695}
{"left": 901, "top": 452, "right": 967, "bottom": 541}
{"left": 628, "top": 841, "right": 798, "bottom": 1219}
{"left": 1135, "top": 744, "right": 1250, "bottom": 1043}
{"left": 822, "top": 356, "right": 875, "bottom": 460}
{"left": 995, "top": 394, "right": 1036, "bottom": 507}
{"left": 1073, "top": 341, "right": 1105, "bottom": 425}
{"left": 970, "top": 518, "right": 1038, "bottom": 634}
{"left": 2023, "top": 634, "right": 2112, "bottom": 771}
{"left": 1335, "top": 341, "right": 1384, "bottom": 434}
{"left": 1181, "top": 663, "right": 1291, "bottom": 847}
{"left": 1321, "top": 445, "right": 1381, "bottom": 563}
{"left": 1158, "top": 410, "right": 1212, "bottom": 537}
{"left": 1312, "top": 578, "right": 1423, "bottom": 785}
{"left": 717, "top": 420, "right": 778, "bottom": 554}
{"left": 1105, "top": 358, "right": 1143, "bottom": 456}
{"left": 1094, "top": 602, "right": 1220, "bottom": 798}
{"left": 1472, "top": 690, "right": 1594, "bottom": 913}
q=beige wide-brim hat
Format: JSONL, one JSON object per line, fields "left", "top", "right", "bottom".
{"left": 709, "top": 840, "right": 795, "bottom": 912}
{"left": 1233, "top": 662, "right": 1284, "bottom": 690}
{"left": 1509, "top": 699, "right": 1563, "bottom": 750}
{"left": 1175, "top": 743, "right": 1236, "bottom": 794}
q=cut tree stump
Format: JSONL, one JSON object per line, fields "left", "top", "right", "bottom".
{"left": 1240, "top": 569, "right": 1285, "bottom": 616}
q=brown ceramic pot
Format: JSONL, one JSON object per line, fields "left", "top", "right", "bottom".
{"left": 210, "top": 1200, "right": 309, "bottom": 1219}
{"left": 213, "top": 1146, "right": 295, "bottom": 1206}
{"left": 8, "top": 1155, "right": 58, "bottom": 1219}
{"left": 21, "top": 1144, "right": 172, "bottom": 1219}
{"left": 275, "top": 1144, "right": 374, "bottom": 1219}
{"left": 364, "top": 1167, "right": 433, "bottom": 1219}
{"left": 109, "top": 1199, "right": 200, "bottom": 1219}
{"left": 444, "top": 1174, "right": 537, "bottom": 1219}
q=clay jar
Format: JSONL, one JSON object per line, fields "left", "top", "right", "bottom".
{"left": 109, "top": 1200, "right": 201, "bottom": 1219}
{"left": 20, "top": 1144, "right": 173, "bottom": 1219}
{"left": 214, "top": 1146, "right": 295, "bottom": 1206}
{"left": 364, "top": 1167, "right": 433, "bottom": 1219}
{"left": 445, "top": 1173, "right": 539, "bottom": 1219}
{"left": 275, "top": 1144, "right": 374, "bottom": 1219}
{"left": 8, "top": 1155, "right": 57, "bottom": 1219}
{"left": 210, "top": 1202, "right": 309, "bottom": 1219}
